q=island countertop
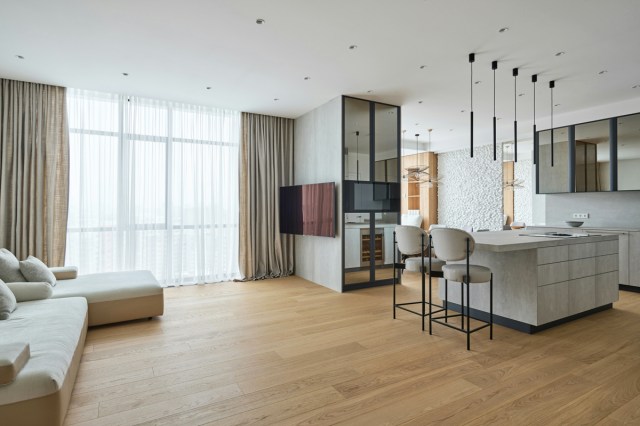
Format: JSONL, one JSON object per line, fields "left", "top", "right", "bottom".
{"left": 471, "top": 231, "right": 619, "bottom": 253}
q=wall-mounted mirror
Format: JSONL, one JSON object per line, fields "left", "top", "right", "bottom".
{"left": 537, "top": 127, "right": 570, "bottom": 193}
{"left": 617, "top": 113, "right": 640, "bottom": 191}
{"left": 344, "top": 98, "right": 371, "bottom": 181}
{"left": 574, "top": 119, "right": 610, "bottom": 192}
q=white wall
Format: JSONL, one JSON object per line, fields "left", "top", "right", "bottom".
{"left": 438, "top": 144, "right": 504, "bottom": 231}
{"left": 294, "top": 97, "right": 343, "bottom": 292}
{"left": 545, "top": 192, "right": 640, "bottom": 228}
{"left": 514, "top": 159, "right": 533, "bottom": 226}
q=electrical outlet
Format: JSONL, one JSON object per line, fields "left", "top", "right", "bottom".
{"left": 572, "top": 213, "right": 589, "bottom": 219}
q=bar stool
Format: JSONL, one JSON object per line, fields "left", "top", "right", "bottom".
{"left": 393, "top": 225, "right": 446, "bottom": 331}
{"left": 429, "top": 228, "right": 493, "bottom": 350}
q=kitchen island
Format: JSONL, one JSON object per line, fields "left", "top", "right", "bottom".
{"left": 439, "top": 231, "right": 619, "bottom": 333}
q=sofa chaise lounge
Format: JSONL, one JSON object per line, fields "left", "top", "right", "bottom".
{"left": 0, "top": 266, "right": 164, "bottom": 426}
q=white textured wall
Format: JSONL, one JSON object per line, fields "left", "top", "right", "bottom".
{"left": 438, "top": 144, "right": 503, "bottom": 231}
{"left": 294, "top": 97, "right": 343, "bottom": 292}
{"left": 514, "top": 159, "right": 533, "bottom": 225}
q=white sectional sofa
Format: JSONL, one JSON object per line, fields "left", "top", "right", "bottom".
{"left": 0, "top": 267, "right": 164, "bottom": 426}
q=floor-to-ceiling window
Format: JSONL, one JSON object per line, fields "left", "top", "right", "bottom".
{"left": 66, "top": 89, "right": 240, "bottom": 286}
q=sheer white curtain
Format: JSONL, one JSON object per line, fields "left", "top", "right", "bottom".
{"left": 66, "top": 89, "right": 240, "bottom": 286}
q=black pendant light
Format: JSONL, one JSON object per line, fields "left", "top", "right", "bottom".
{"left": 513, "top": 68, "right": 519, "bottom": 162}
{"left": 469, "top": 53, "right": 475, "bottom": 157}
{"left": 550, "top": 80, "right": 555, "bottom": 167}
{"left": 492, "top": 60, "right": 498, "bottom": 160}
{"left": 355, "top": 130, "right": 360, "bottom": 180}
{"left": 532, "top": 74, "right": 538, "bottom": 165}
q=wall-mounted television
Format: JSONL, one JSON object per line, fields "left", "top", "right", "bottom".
{"left": 343, "top": 180, "right": 400, "bottom": 212}
{"left": 279, "top": 182, "right": 335, "bottom": 237}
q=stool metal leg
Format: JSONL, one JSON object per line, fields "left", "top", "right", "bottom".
{"left": 466, "top": 282, "right": 471, "bottom": 351}
{"left": 428, "top": 272, "right": 433, "bottom": 335}
{"left": 460, "top": 282, "right": 465, "bottom": 330}
{"left": 490, "top": 274, "right": 494, "bottom": 340}
{"left": 393, "top": 232, "right": 397, "bottom": 319}
{"left": 444, "top": 279, "right": 449, "bottom": 323}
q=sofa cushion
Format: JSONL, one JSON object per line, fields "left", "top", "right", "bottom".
{"left": 5, "top": 282, "right": 53, "bottom": 302}
{"left": 0, "top": 297, "right": 87, "bottom": 405}
{"left": 49, "top": 266, "right": 78, "bottom": 280}
{"left": 19, "top": 256, "right": 56, "bottom": 287}
{"left": 0, "top": 342, "right": 30, "bottom": 385}
{"left": 0, "top": 279, "right": 17, "bottom": 319}
{"left": 0, "top": 249, "right": 26, "bottom": 283}
{"left": 51, "top": 270, "right": 162, "bottom": 303}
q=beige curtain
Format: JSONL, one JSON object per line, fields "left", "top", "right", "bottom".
{"left": 0, "top": 79, "right": 69, "bottom": 266}
{"left": 239, "top": 112, "right": 294, "bottom": 279}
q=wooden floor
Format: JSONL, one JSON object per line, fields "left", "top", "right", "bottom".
{"left": 66, "top": 274, "right": 640, "bottom": 425}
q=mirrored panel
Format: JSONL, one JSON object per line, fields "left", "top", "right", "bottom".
{"left": 537, "top": 127, "right": 570, "bottom": 193}
{"left": 617, "top": 113, "right": 640, "bottom": 190}
{"left": 374, "top": 103, "right": 399, "bottom": 183}
{"left": 344, "top": 98, "right": 371, "bottom": 181}
{"left": 574, "top": 119, "right": 610, "bottom": 192}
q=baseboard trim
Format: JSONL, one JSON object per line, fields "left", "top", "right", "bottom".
{"left": 443, "top": 302, "right": 613, "bottom": 334}
{"left": 620, "top": 284, "right": 640, "bottom": 293}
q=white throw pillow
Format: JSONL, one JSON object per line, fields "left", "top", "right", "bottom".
{"left": 19, "top": 256, "right": 57, "bottom": 287}
{"left": 5, "top": 282, "right": 53, "bottom": 302}
{"left": 0, "top": 248, "right": 26, "bottom": 283}
{"left": 0, "top": 279, "right": 17, "bottom": 320}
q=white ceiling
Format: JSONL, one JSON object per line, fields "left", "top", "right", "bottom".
{"left": 2, "top": 0, "right": 640, "bottom": 153}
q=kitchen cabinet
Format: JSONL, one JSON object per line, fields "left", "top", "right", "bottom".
{"left": 384, "top": 227, "right": 395, "bottom": 265}
{"left": 527, "top": 226, "right": 640, "bottom": 288}
{"left": 345, "top": 227, "right": 361, "bottom": 269}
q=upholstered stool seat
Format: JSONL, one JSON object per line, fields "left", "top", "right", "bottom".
{"left": 393, "top": 226, "right": 446, "bottom": 331}
{"left": 405, "top": 256, "right": 445, "bottom": 273}
{"left": 441, "top": 264, "right": 491, "bottom": 283}
{"left": 429, "top": 227, "right": 494, "bottom": 350}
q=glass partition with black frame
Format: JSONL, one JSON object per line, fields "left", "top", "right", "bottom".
{"left": 617, "top": 113, "right": 640, "bottom": 191}
{"left": 342, "top": 96, "right": 400, "bottom": 291}
{"left": 574, "top": 119, "right": 610, "bottom": 192}
{"left": 536, "top": 111, "right": 640, "bottom": 193}
{"left": 537, "top": 127, "right": 570, "bottom": 193}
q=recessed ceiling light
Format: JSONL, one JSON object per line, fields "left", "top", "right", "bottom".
{"left": 418, "top": 100, "right": 423, "bottom": 104}
{"left": 206, "top": 86, "right": 211, "bottom": 90}
{"left": 598, "top": 70, "right": 608, "bottom": 75}
{"left": 449, "top": 129, "right": 454, "bottom": 132}
{"left": 256, "top": 18, "right": 265, "bottom": 24}
{"left": 518, "top": 93, "right": 525, "bottom": 97}
{"left": 554, "top": 103, "right": 561, "bottom": 107}
{"left": 497, "top": 117, "right": 502, "bottom": 120}
{"left": 15, "top": 54, "right": 24, "bottom": 59}
{"left": 366, "top": 90, "right": 373, "bottom": 93}
{"left": 555, "top": 51, "right": 566, "bottom": 57}
{"left": 349, "top": 45, "right": 358, "bottom": 50}
{"left": 304, "top": 76, "right": 310, "bottom": 80}
{"left": 122, "top": 72, "right": 129, "bottom": 76}
{"left": 498, "top": 27, "right": 509, "bottom": 33}
{"left": 273, "top": 98, "right": 279, "bottom": 101}
{"left": 415, "top": 123, "right": 420, "bottom": 126}
{"left": 474, "top": 80, "right": 481, "bottom": 85}
{"left": 419, "top": 65, "right": 426, "bottom": 69}
{"left": 633, "top": 85, "right": 639, "bottom": 89}
{"left": 460, "top": 110, "right": 465, "bottom": 113}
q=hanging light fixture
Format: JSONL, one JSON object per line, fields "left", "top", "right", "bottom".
{"left": 423, "top": 129, "right": 443, "bottom": 187}
{"left": 492, "top": 60, "right": 498, "bottom": 161}
{"left": 402, "top": 133, "right": 428, "bottom": 180}
{"left": 513, "top": 67, "right": 519, "bottom": 162}
{"left": 355, "top": 130, "right": 360, "bottom": 180}
{"left": 469, "top": 53, "right": 475, "bottom": 157}
{"left": 550, "top": 80, "right": 555, "bottom": 167}
{"left": 532, "top": 74, "right": 538, "bottom": 165}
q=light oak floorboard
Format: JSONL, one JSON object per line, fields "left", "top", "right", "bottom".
{"left": 67, "top": 275, "right": 640, "bottom": 425}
